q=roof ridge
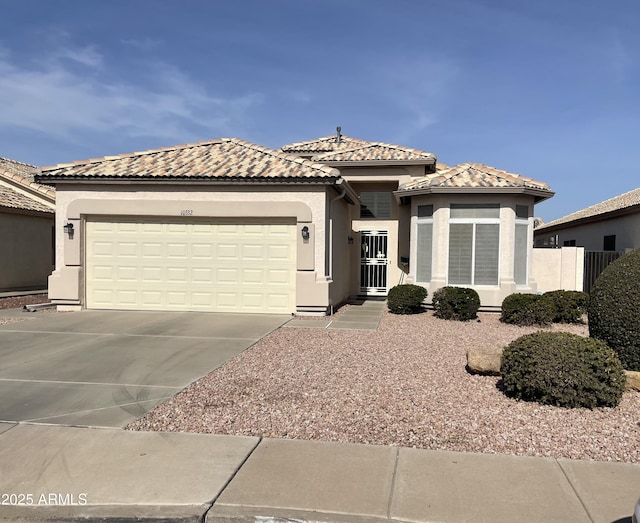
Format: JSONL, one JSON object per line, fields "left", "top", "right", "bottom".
{"left": 0, "top": 156, "right": 37, "bottom": 169}
{"left": 541, "top": 186, "right": 640, "bottom": 228}
{"left": 0, "top": 169, "right": 56, "bottom": 199}
{"left": 227, "top": 137, "right": 341, "bottom": 177}
{"left": 41, "top": 139, "right": 225, "bottom": 172}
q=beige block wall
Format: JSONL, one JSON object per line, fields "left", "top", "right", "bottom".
{"left": 50, "top": 184, "right": 340, "bottom": 313}
{"left": 531, "top": 247, "right": 584, "bottom": 292}
{"left": 0, "top": 211, "right": 54, "bottom": 291}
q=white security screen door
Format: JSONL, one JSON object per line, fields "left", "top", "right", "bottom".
{"left": 360, "top": 229, "right": 388, "bottom": 295}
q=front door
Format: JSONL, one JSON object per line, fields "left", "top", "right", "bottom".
{"left": 360, "top": 230, "right": 388, "bottom": 295}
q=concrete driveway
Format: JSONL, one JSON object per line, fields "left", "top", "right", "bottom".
{"left": 0, "top": 310, "right": 288, "bottom": 428}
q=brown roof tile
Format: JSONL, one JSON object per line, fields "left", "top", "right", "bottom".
{"left": 0, "top": 157, "right": 39, "bottom": 182}
{"left": 536, "top": 187, "right": 640, "bottom": 230}
{"left": 399, "top": 162, "right": 552, "bottom": 192}
{"left": 0, "top": 168, "right": 56, "bottom": 213}
{"left": 39, "top": 138, "right": 341, "bottom": 181}
{"left": 312, "top": 142, "right": 436, "bottom": 163}
{"left": 281, "top": 135, "right": 369, "bottom": 153}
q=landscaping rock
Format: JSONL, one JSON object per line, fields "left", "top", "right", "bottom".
{"left": 624, "top": 370, "right": 640, "bottom": 391}
{"left": 466, "top": 346, "right": 503, "bottom": 375}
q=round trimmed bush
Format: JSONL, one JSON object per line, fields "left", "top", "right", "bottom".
{"left": 543, "top": 290, "right": 589, "bottom": 324}
{"left": 387, "top": 284, "right": 428, "bottom": 314}
{"left": 432, "top": 286, "right": 480, "bottom": 321}
{"left": 501, "top": 332, "right": 626, "bottom": 408}
{"left": 500, "top": 293, "right": 555, "bottom": 326}
{"left": 589, "top": 249, "right": 640, "bottom": 370}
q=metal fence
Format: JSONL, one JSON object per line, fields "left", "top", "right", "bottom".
{"left": 583, "top": 251, "right": 623, "bottom": 293}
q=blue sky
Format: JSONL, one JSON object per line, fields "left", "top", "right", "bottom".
{"left": 1, "top": 0, "right": 638, "bottom": 221}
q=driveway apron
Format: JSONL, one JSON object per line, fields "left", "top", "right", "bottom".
{"left": 0, "top": 310, "right": 288, "bottom": 428}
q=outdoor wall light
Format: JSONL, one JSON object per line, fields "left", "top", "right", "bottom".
{"left": 348, "top": 236, "right": 354, "bottom": 244}
{"left": 301, "top": 226, "right": 310, "bottom": 241}
{"left": 63, "top": 222, "right": 74, "bottom": 238}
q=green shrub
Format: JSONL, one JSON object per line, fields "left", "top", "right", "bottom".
{"left": 387, "top": 284, "right": 428, "bottom": 314}
{"left": 500, "top": 293, "right": 555, "bottom": 326}
{"left": 432, "top": 286, "right": 480, "bottom": 321}
{"left": 501, "top": 332, "right": 626, "bottom": 408}
{"left": 589, "top": 249, "right": 640, "bottom": 370}
{"left": 543, "top": 290, "right": 589, "bottom": 323}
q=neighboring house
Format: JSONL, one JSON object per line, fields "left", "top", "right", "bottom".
{"left": 534, "top": 187, "right": 640, "bottom": 251}
{"left": 0, "top": 158, "right": 56, "bottom": 292}
{"left": 37, "top": 133, "right": 553, "bottom": 314}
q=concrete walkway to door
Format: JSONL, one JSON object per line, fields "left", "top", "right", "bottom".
{"left": 284, "top": 299, "right": 386, "bottom": 330}
{"left": 0, "top": 310, "right": 289, "bottom": 428}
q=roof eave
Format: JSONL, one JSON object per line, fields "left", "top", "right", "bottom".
{"left": 394, "top": 186, "right": 554, "bottom": 202}
{"left": 535, "top": 203, "right": 640, "bottom": 234}
{"left": 319, "top": 159, "right": 436, "bottom": 167}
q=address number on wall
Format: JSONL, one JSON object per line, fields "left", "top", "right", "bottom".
{"left": 180, "top": 210, "right": 194, "bottom": 216}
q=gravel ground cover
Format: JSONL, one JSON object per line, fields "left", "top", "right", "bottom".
{"left": 128, "top": 309, "right": 640, "bottom": 462}
{"left": 0, "top": 294, "right": 49, "bottom": 310}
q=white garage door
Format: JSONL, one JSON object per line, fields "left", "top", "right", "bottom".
{"left": 86, "top": 218, "right": 297, "bottom": 313}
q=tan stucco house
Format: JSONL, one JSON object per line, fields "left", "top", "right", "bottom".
{"left": 534, "top": 187, "right": 640, "bottom": 252}
{"left": 0, "top": 158, "right": 56, "bottom": 292}
{"left": 37, "top": 133, "right": 553, "bottom": 314}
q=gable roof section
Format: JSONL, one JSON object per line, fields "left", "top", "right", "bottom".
{"left": 0, "top": 157, "right": 39, "bottom": 182}
{"left": 397, "top": 162, "right": 553, "bottom": 201}
{"left": 281, "top": 135, "right": 369, "bottom": 154}
{"left": 312, "top": 142, "right": 436, "bottom": 163}
{"left": 0, "top": 165, "right": 56, "bottom": 214}
{"left": 536, "top": 187, "right": 640, "bottom": 231}
{"left": 38, "top": 138, "right": 342, "bottom": 182}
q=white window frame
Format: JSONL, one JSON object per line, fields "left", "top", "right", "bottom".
{"left": 447, "top": 205, "right": 501, "bottom": 286}
{"left": 415, "top": 205, "right": 433, "bottom": 283}
{"left": 514, "top": 210, "right": 529, "bottom": 286}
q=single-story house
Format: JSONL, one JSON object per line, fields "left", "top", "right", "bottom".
{"left": 0, "top": 158, "right": 56, "bottom": 292}
{"left": 36, "top": 133, "right": 553, "bottom": 314}
{"left": 534, "top": 187, "right": 640, "bottom": 251}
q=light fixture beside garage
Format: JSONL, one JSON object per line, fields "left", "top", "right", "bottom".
{"left": 301, "top": 225, "right": 310, "bottom": 241}
{"left": 63, "top": 222, "right": 74, "bottom": 239}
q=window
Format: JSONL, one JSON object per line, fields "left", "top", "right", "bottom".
{"left": 416, "top": 205, "right": 433, "bottom": 282}
{"left": 360, "top": 192, "right": 392, "bottom": 219}
{"left": 563, "top": 239, "right": 576, "bottom": 247}
{"left": 514, "top": 206, "right": 529, "bottom": 285}
{"left": 448, "top": 204, "right": 500, "bottom": 285}
{"left": 603, "top": 235, "right": 616, "bottom": 251}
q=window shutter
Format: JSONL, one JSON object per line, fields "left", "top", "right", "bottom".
{"left": 416, "top": 223, "right": 433, "bottom": 282}
{"left": 448, "top": 223, "right": 473, "bottom": 284}
{"left": 514, "top": 223, "right": 528, "bottom": 285}
{"left": 474, "top": 224, "right": 499, "bottom": 285}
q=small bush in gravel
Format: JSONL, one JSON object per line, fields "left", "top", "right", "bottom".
{"left": 543, "top": 290, "right": 589, "bottom": 324}
{"left": 387, "top": 284, "right": 428, "bottom": 314}
{"left": 501, "top": 332, "right": 626, "bottom": 409}
{"left": 432, "top": 286, "right": 480, "bottom": 321}
{"left": 589, "top": 248, "right": 640, "bottom": 371}
{"left": 500, "top": 293, "right": 555, "bottom": 326}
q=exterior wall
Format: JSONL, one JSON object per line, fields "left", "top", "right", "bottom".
{"left": 50, "top": 184, "right": 337, "bottom": 314}
{"left": 406, "top": 193, "right": 539, "bottom": 308}
{"left": 0, "top": 210, "right": 54, "bottom": 291}
{"left": 327, "top": 190, "right": 353, "bottom": 308}
{"left": 347, "top": 180, "right": 402, "bottom": 296}
{"left": 534, "top": 213, "right": 640, "bottom": 251}
{"left": 531, "top": 247, "right": 584, "bottom": 292}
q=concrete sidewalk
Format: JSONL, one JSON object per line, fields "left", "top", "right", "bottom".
{"left": 0, "top": 423, "right": 638, "bottom": 523}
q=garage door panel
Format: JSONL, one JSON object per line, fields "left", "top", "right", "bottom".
{"left": 86, "top": 218, "right": 296, "bottom": 313}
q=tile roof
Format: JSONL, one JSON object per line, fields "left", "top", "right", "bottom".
{"left": 312, "top": 142, "right": 436, "bottom": 163}
{"left": 38, "top": 138, "right": 341, "bottom": 181}
{"left": 398, "top": 162, "right": 552, "bottom": 193}
{"left": 281, "top": 135, "right": 369, "bottom": 153}
{"left": 0, "top": 167, "right": 56, "bottom": 214}
{"left": 536, "top": 187, "right": 640, "bottom": 230}
{"left": 0, "top": 157, "right": 39, "bottom": 182}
